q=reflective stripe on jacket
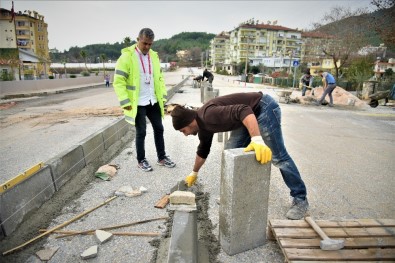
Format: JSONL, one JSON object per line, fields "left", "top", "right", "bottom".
{"left": 113, "top": 44, "right": 167, "bottom": 125}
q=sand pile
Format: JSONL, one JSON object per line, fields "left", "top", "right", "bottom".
{"left": 296, "top": 86, "right": 368, "bottom": 108}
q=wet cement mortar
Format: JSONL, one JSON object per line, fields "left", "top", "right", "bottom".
{"left": 149, "top": 185, "right": 221, "bottom": 263}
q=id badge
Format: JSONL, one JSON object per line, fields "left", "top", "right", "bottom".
{"left": 145, "top": 75, "right": 151, "bottom": 84}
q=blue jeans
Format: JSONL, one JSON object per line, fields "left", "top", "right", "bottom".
{"left": 302, "top": 85, "right": 307, "bottom": 96}
{"left": 225, "top": 94, "right": 307, "bottom": 200}
{"left": 135, "top": 103, "right": 166, "bottom": 162}
{"left": 318, "top": 84, "right": 336, "bottom": 105}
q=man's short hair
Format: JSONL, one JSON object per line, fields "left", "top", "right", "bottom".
{"left": 139, "top": 28, "right": 155, "bottom": 40}
{"left": 171, "top": 105, "right": 197, "bottom": 130}
{"left": 318, "top": 70, "right": 324, "bottom": 73}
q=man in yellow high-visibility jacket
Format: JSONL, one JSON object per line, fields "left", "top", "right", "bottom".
{"left": 113, "top": 28, "right": 176, "bottom": 172}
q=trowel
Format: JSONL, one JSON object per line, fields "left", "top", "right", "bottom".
{"left": 168, "top": 180, "right": 188, "bottom": 194}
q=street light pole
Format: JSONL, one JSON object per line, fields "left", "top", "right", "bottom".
{"left": 97, "top": 57, "right": 100, "bottom": 75}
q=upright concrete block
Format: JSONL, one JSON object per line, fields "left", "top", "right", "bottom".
{"left": 218, "top": 132, "right": 224, "bottom": 143}
{"left": 102, "top": 119, "right": 121, "bottom": 150}
{"left": 219, "top": 148, "right": 271, "bottom": 255}
{"left": 118, "top": 118, "right": 133, "bottom": 138}
{"left": 167, "top": 209, "right": 198, "bottom": 263}
{"left": 80, "top": 132, "right": 105, "bottom": 165}
{"left": 48, "top": 145, "right": 86, "bottom": 190}
{"left": 0, "top": 166, "right": 55, "bottom": 236}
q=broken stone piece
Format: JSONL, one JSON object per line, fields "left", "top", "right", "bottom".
{"left": 35, "top": 247, "right": 59, "bottom": 261}
{"left": 81, "top": 245, "right": 98, "bottom": 259}
{"left": 169, "top": 191, "right": 196, "bottom": 205}
{"left": 95, "top": 229, "right": 113, "bottom": 244}
{"left": 139, "top": 186, "right": 148, "bottom": 193}
{"left": 96, "top": 164, "right": 118, "bottom": 178}
{"left": 115, "top": 186, "right": 142, "bottom": 197}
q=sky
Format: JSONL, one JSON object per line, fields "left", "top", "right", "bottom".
{"left": 1, "top": 0, "right": 374, "bottom": 51}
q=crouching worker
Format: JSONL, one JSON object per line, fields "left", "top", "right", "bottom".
{"left": 170, "top": 92, "right": 309, "bottom": 220}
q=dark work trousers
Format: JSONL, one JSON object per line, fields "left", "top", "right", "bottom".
{"left": 135, "top": 103, "right": 166, "bottom": 163}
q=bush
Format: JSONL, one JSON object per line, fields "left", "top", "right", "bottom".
{"left": 70, "top": 74, "right": 77, "bottom": 78}
{"left": 1, "top": 71, "right": 14, "bottom": 81}
{"left": 48, "top": 75, "right": 54, "bottom": 79}
{"left": 81, "top": 71, "right": 90, "bottom": 77}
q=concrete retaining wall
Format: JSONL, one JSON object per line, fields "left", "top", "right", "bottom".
{"left": 167, "top": 76, "right": 190, "bottom": 99}
{"left": 0, "top": 118, "right": 133, "bottom": 237}
{"left": 0, "top": 77, "right": 187, "bottom": 238}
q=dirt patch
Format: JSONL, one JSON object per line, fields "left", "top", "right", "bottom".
{"left": 149, "top": 186, "right": 220, "bottom": 263}
{"left": 0, "top": 107, "right": 123, "bottom": 128}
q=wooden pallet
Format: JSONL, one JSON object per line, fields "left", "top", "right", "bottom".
{"left": 268, "top": 219, "right": 395, "bottom": 262}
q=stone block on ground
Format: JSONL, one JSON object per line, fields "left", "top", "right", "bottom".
{"left": 169, "top": 191, "right": 195, "bottom": 205}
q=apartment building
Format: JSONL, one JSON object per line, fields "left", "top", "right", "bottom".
{"left": 374, "top": 58, "right": 395, "bottom": 78}
{"left": 210, "top": 31, "right": 229, "bottom": 72}
{"left": 211, "top": 21, "right": 302, "bottom": 75}
{"left": 0, "top": 7, "right": 50, "bottom": 80}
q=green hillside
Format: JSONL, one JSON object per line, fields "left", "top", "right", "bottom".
{"left": 50, "top": 32, "right": 215, "bottom": 65}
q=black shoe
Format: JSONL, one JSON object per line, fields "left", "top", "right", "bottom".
{"left": 157, "top": 156, "right": 176, "bottom": 168}
{"left": 137, "top": 159, "right": 153, "bottom": 172}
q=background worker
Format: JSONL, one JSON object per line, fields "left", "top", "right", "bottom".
{"left": 193, "top": 75, "right": 204, "bottom": 82}
{"left": 170, "top": 92, "right": 309, "bottom": 220}
{"left": 300, "top": 68, "right": 314, "bottom": 96}
{"left": 202, "top": 68, "right": 214, "bottom": 85}
{"left": 316, "top": 70, "right": 336, "bottom": 107}
{"left": 105, "top": 74, "right": 110, "bottom": 87}
{"left": 113, "top": 28, "right": 176, "bottom": 172}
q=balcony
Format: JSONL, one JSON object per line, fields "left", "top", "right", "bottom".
{"left": 17, "top": 34, "right": 30, "bottom": 39}
{"left": 17, "top": 40, "right": 30, "bottom": 47}
{"left": 16, "top": 25, "right": 30, "bottom": 30}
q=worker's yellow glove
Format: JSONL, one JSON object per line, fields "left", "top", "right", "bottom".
{"left": 244, "top": 136, "right": 272, "bottom": 164}
{"left": 185, "top": 171, "right": 198, "bottom": 187}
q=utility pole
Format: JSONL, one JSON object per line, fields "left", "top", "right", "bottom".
{"left": 244, "top": 48, "right": 248, "bottom": 87}
{"left": 292, "top": 60, "right": 299, "bottom": 88}
{"left": 244, "top": 41, "right": 251, "bottom": 87}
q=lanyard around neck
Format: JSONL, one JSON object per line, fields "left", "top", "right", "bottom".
{"left": 135, "top": 47, "right": 151, "bottom": 75}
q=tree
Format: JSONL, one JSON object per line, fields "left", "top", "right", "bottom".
{"left": 80, "top": 49, "right": 88, "bottom": 71}
{"left": 313, "top": 6, "right": 370, "bottom": 79}
{"left": 123, "top": 37, "right": 132, "bottom": 47}
{"left": 100, "top": 53, "right": 107, "bottom": 75}
{"left": 0, "top": 49, "right": 20, "bottom": 80}
{"left": 369, "top": 0, "right": 395, "bottom": 49}
{"left": 347, "top": 56, "right": 375, "bottom": 95}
